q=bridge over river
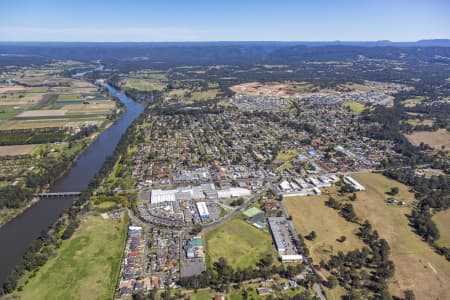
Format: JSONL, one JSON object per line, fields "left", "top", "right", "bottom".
{"left": 34, "top": 192, "right": 82, "bottom": 198}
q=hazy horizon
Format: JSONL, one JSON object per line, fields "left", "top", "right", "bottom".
{"left": 1, "top": 0, "right": 449, "bottom": 42}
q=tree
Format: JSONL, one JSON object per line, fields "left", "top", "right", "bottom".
{"left": 306, "top": 231, "right": 317, "bottom": 241}
{"left": 389, "top": 187, "right": 399, "bottom": 195}
{"left": 337, "top": 235, "right": 347, "bottom": 243}
{"left": 327, "top": 275, "right": 338, "bottom": 288}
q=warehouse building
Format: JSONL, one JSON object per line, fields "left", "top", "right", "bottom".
{"left": 150, "top": 185, "right": 250, "bottom": 204}
{"left": 268, "top": 217, "right": 302, "bottom": 262}
{"left": 344, "top": 176, "right": 365, "bottom": 191}
{"left": 196, "top": 202, "right": 210, "bottom": 219}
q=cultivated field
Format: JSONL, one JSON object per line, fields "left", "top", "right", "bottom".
{"left": 283, "top": 195, "right": 364, "bottom": 263}
{"left": 62, "top": 101, "right": 116, "bottom": 114}
{"left": 0, "top": 144, "right": 37, "bottom": 156}
{"left": 16, "top": 109, "right": 67, "bottom": 118}
{"left": 406, "top": 129, "right": 450, "bottom": 150}
{"left": 17, "top": 214, "right": 128, "bottom": 300}
{"left": 0, "top": 90, "right": 45, "bottom": 105}
{"left": 433, "top": 209, "right": 450, "bottom": 248}
{"left": 351, "top": 173, "right": 450, "bottom": 299}
{"left": 204, "top": 216, "right": 275, "bottom": 270}
{"left": 0, "top": 65, "right": 115, "bottom": 130}
{"left": 0, "top": 84, "right": 27, "bottom": 93}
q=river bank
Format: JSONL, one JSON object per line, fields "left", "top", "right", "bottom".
{"left": 0, "top": 83, "right": 145, "bottom": 286}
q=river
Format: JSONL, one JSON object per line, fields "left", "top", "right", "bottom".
{"left": 0, "top": 83, "right": 145, "bottom": 284}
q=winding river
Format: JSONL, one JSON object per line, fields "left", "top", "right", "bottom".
{"left": 0, "top": 83, "right": 145, "bottom": 284}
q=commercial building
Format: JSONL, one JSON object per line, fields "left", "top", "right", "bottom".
{"left": 150, "top": 185, "right": 250, "bottom": 204}
{"left": 196, "top": 202, "right": 210, "bottom": 219}
{"left": 268, "top": 217, "right": 302, "bottom": 262}
{"left": 151, "top": 189, "right": 176, "bottom": 204}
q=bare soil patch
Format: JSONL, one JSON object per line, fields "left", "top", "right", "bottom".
{"left": 230, "top": 81, "right": 314, "bottom": 98}
{"left": 0, "top": 144, "right": 37, "bottom": 156}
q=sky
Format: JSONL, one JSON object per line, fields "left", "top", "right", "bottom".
{"left": 0, "top": 0, "right": 449, "bottom": 42}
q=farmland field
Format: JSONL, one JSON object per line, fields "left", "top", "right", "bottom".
{"left": 350, "top": 173, "right": 450, "bottom": 299}
{"left": 433, "top": 209, "right": 450, "bottom": 248}
{"left": 204, "top": 216, "right": 276, "bottom": 270}
{"left": 0, "top": 144, "right": 37, "bottom": 156}
{"left": 283, "top": 195, "right": 364, "bottom": 263}
{"left": 17, "top": 213, "right": 128, "bottom": 300}
{"left": 0, "top": 67, "right": 116, "bottom": 130}
{"left": 16, "top": 109, "right": 67, "bottom": 118}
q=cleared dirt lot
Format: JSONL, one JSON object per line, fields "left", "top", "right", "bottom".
{"left": 230, "top": 81, "right": 314, "bottom": 98}
{"left": 0, "top": 144, "right": 37, "bottom": 156}
{"left": 405, "top": 129, "right": 450, "bottom": 150}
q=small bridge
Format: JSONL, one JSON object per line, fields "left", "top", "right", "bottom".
{"left": 34, "top": 192, "right": 81, "bottom": 198}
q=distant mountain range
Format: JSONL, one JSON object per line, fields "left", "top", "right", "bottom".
{"left": 0, "top": 39, "right": 450, "bottom": 47}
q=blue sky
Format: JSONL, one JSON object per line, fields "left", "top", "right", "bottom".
{"left": 0, "top": 0, "right": 449, "bottom": 42}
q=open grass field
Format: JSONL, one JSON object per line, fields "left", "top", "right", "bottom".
{"left": 204, "top": 216, "right": 275, "bottom": 270}
{"left": 57, "top": 93, "right": 84, "bottom": 101}
{"left": 344, "top": 101, "right": 366, "bottom": 113}
{"left": 350, "top": 173, "right": 450, "bottom": 299}
{"left": 406, "top": 128, "right": 450, "bottom": 150}
{"left": 283, "top": 195, "right": 364, "bottom": 264}
{"left": 405, "top": 118, "right": 434, "bottom": 126}
{"left": 402, "top": 96, "right": 424, "bottom": 107}
{"left": 17, "top": 213, "right": 128, "bottom": 300}
{"left": 276, "top": 149, "right": 299, "bottom": 161}
{"left": 188, "top": 89, "right": 219, "bottom": 102}
{"left": 119, "top": 78, "right": 166, "bottom": 91}
{"left": 433, "top": 209, "right": 450, "bottom": 248}
{"left": 0, "top": 144, "right": 38, "bottom": 156}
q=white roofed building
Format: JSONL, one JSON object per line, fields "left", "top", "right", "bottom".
{"left": 196, "top": 202, "right": 210, "bottom": 219}
{"left": 151, "top": 189, "right": 176, "bottom": 204}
